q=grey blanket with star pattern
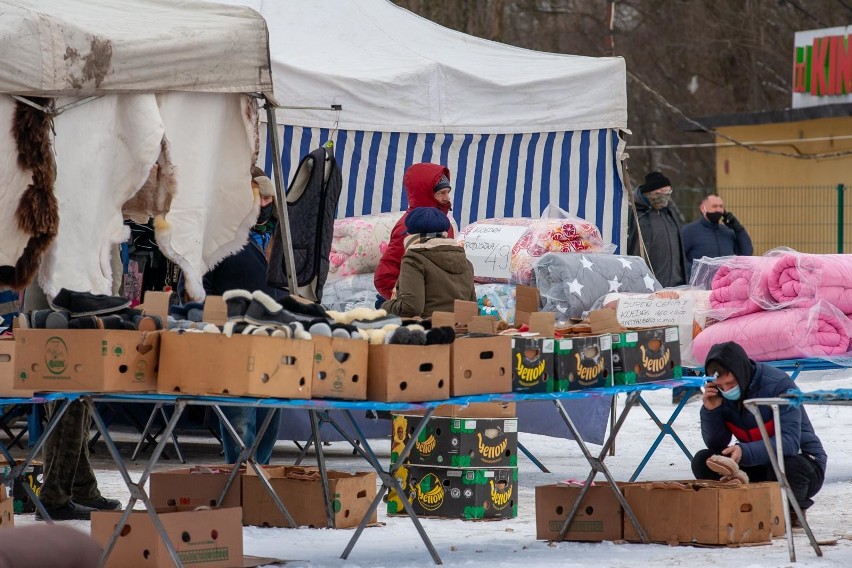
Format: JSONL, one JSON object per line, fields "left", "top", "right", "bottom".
{"left": 533, "top": 252, "right": 662, "bottom": 322}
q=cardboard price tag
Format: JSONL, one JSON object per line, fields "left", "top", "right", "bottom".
{"left": 615, "top": 296, "right": 694, "bottom": 328}
{"left": 462, "top": 224, "right": 528, "bottom": 280}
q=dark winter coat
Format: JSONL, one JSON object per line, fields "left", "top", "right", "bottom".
{"left": 626, "top": 187, "right": 686, "bottom": 287}
{"left": 374, "top": 163, "right": 454, "bottom": 300}
{"left": 203, "top": 240, "right": 272, "bottom": 297}
{"left": 681, "top": 216, "right": 753, "bottom": 278}
{"left": 381, "top": 237, "right": 475, "bottom": 318}
{"left": 700, "top": 342, "right": 827, "bottom": 471}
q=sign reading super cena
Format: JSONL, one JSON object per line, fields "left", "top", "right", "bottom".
{"left": 793, "top": 26, "right": 852, "bottom": 108}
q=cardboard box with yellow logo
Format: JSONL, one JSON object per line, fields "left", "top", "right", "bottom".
{"left": 510, "top": 336, "right": 554, "bottom": 393}
{"left": 555, "top": 334, "right": 614, "bottom": 391}
{"left": 611, "top": 326, "right": 682, "bottom": 385}
{"left": 388, "top": 464, "right": 517, "bottom": 520}
{"left": 391, "top": 414, "right": 517, "bottom": 468}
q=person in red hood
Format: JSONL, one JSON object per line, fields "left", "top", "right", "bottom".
{"left": 374, "top": 163, "right": 454, "bottom": 300}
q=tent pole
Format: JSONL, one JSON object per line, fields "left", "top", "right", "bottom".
{"left": 265, "top": 102, "right": 299, "bottom": 295}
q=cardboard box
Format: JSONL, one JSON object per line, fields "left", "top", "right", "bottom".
{"left": 367, "top": 344, "right": 450, "bottom": 402}
{"left": 752, "top": 481, "right": 786, "bottom": 538}
{"left": 0, "top": 486, "right": 13, "bottom": 529}
{"left": 450, "top": 335, "right": 512, "bottom": 396}
{"left": 0, "top": 337, "right": 33, "bottom": 397}
{"left": 158, "top": 333, "right": 313, "bottom": 398}
{"left": 388, "top": 464, "right": 517, "bottom": 520}
{"left": 391, "top": 414, "right": 518, "bottom": 468}
{"left": 623, "top": 480, "right": 773, "bottom": 545}
{"left": 404, "top": 402, "right": 516, "bottom": 419}
{"left": 91, "top": 506, "right": 243, "bottom": 568}
{"left": 311, "top": 336, "right": 368, "bottom": 400}
{"left": 510, "top": 337, "right": 554, "bottom": 393}
{"left": 14, "top": 329, "right": 159, "bottom": 392}
{"left": 555, "top": 334, "right": 614, "bottom": 391}
{"left": 611, "top": 326, "right": 683, "bottom": 385}
{"left": 241, "top": 467, "right": 377, "bottom": 529}
{"left": 535, "top": 483, "right": 623, "bottom": 541}
{"left": 1, "top": 460, "right": 42, "bottom": 514}
{"left": 149, "top": 465, "right": 243, "bottom": 510}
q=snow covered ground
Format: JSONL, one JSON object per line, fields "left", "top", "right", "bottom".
{"left": 14, "top": 368, "right": 852, "bottom": 567}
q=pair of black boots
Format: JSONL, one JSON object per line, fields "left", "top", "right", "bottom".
{"left": 27, "top": 289, "right": 160, "bottom": 331}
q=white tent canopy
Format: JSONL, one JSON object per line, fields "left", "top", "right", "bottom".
{"left": 220, "top": 0, "right": 626, "bottom": 134}
{"left": 0, "top": 0, "right": 273, "bottom": 96}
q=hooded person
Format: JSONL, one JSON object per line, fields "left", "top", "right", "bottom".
{"left": 201, "top": 166, "right": 277, "bottom": 296}
{"left": 626, "top": 171, "right": 687, "bottom": 288}
{"left": 202, "top": 166, "right": 282, "bottom": 467}
{"left": 381, "top": 207, "right": 475, "bottom": 318}
{"left": 692, "top": 341, "right": 826, "bottom": 527}
{"left": 374, "top": 163, "right": 454, "bottom": 301}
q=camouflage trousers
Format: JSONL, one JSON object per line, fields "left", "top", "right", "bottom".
{"left": 39, "top": 400, "right": 101, "bottom": 508}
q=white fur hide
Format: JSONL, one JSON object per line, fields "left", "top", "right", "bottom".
{"left": 154, "top": 93, "right": 259, "bottom": 301}
{"left": 40, "top": 94, "right": 165, "bottom": 298}
{"left": 0, "top": 97, "right": 36, "bottom": 268}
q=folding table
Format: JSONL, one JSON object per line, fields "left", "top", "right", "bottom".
{"left": 744, "top": 389, "right": 849, "bottom": 562}
{"left": 0, "top": 392, "right": 77, "bottom": 521}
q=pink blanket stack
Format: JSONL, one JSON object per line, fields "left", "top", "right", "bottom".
{"left": 768, "top": 253, "right": 852, "bottom": 314}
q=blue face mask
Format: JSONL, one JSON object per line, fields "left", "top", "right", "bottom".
{"left": 721, "top": 384, "right": 741, "bottom": 401}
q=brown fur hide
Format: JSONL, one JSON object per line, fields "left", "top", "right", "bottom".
{"left": 0, "top": 98, "right": 59, "bottom": 289}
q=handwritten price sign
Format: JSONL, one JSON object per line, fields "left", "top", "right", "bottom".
{"left": 462, "top": 224, "right": 528, "bottom": 280}
{"left": 615, "top": 296, "right": 694, "bottom": 327}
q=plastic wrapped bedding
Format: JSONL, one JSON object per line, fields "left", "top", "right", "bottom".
{"left": 475, "top": 283, "right": 517, "bottom": 324}
{"left": 321, "top": 273, "right": 378, "bottom": 312}
{"left": 534, "top": 252, "right": 661, "bottom": 323}
{"left": 328, "top": 211, "right": 405, "bottom": 280}
{"left": 458, "top": 216, "right": 613, "bottom": 285}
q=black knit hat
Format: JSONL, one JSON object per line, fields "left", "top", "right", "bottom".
{"left": 433, "top": 175, "right": 451, "bottom": 192}
{"left": 639, "top": 171, "right": 672, "bottom": 194}
{"left": 405, "top": 207, "right": 451, "bottom": 234}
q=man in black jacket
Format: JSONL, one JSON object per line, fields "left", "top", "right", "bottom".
{"left": 681, "top": 194, "right": 753, "bottom": 279}
{"left": 627, "top": 171, "right": 686, "bottom": 288}
{"left": 693, "top": 341, "right": 826, "bottom": 528}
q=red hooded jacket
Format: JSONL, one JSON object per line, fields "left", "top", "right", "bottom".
{"left": 374, "top": 163, "right": 454, "bottom": 299}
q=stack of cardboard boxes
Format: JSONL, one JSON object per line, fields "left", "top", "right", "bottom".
{"left": 535, "top": 479, "right": 786, "bottom": 546}
{"left": 385, "top": 302, "right": 518, "bottom": 520}
{"left": 388, "top": 403, "right": 518, "bottom": 520}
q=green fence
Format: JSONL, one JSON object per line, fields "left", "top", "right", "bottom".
{"left": 674, "top": 185, "right": 848, "bottom": 255}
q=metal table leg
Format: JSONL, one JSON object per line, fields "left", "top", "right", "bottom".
{"left": 211, "top": 404, "right": 296, "bottom": 528}
{"left": 86, "top": 397, "right": 188, "bottom": 568}
{"left": 554, "top": 393, "right": 649, "bottom": 543}
{"left": 3, "top": 397, "right": 75, "bottom": 523}
{"left": 308, "top": 410, "right": 335, "bottom": 528}
{"left": 745, "top": 401, "right": 822, "bottom": 561}
{"left": 629, "top": 393, "right": 693, "bottom": 481}
{"left": 340, "top": 408, "right": 443, "bottom": 565}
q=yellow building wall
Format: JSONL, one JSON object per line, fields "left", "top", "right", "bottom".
{"left": 715, "top": 116, "right": 852, "bottom": 254}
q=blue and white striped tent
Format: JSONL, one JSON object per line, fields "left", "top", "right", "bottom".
{"left": 247, "top": 0, "right": 629, "bottom": 249}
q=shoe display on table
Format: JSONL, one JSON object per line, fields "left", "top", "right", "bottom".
{"left": 35, "top": 501, "right": 97, "bottom": 521}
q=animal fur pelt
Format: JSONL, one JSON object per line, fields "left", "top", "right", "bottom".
{"left": 39, "top": 94, "right": 165, "bottom": 298}
{"left": 153, "top": 93, "right": 259, "bottom": 301}
{"left": 0, "top": 96, "right": 58, "bottom": 289}
{"left": 121, "top": 137, "right": 177, "bottom": 223}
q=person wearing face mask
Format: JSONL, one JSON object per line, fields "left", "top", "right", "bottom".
{"left": 627, "top": 171, "right": 687, "bottom": 288}
{"left": 692, "top": 341, "right": 826, "bottom": 529}
{"left": 681, "top": 194, "right": 753, "bottom": 279}
{"left": 202, "top": 166, "right": 282, "bottom": 465}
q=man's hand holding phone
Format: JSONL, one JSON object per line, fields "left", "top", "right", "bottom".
{"left": 702, "top": 379, "right": 723, "bottom": 410}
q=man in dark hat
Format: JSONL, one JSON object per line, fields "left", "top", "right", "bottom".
{"left": 692, "top": 341, "right": 827, "bottom": 529}
{"left": 627, "top": 171, "right": 686, "bottom": 288}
